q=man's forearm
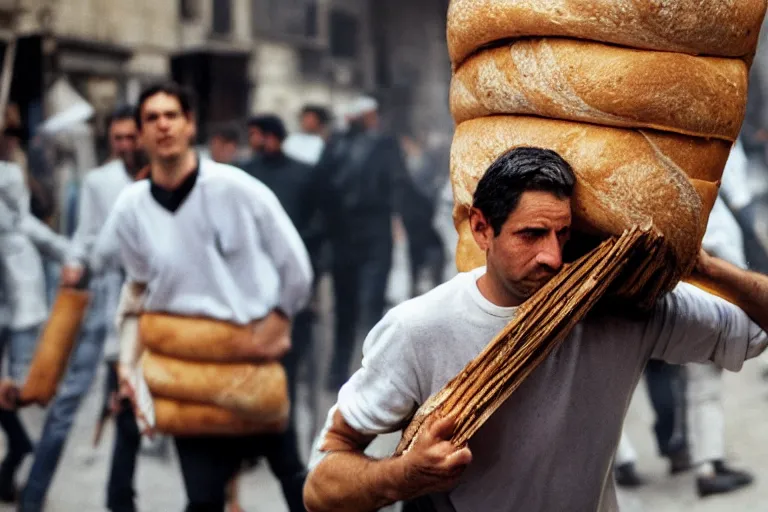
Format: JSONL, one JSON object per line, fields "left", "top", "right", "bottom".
{"left": 304, "top": 451, "right": 406, "bottom": 512}
{"left": 698, "top": 255, "right": 768, "bottom": 333}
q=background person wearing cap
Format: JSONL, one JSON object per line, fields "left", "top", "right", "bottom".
{"left": 309, "top": 95, "right": 421, "bottom": 391}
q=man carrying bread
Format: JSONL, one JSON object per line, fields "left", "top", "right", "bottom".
{"left": 92, "top": 82, "right": 313, "bottom": 511}
{"left": 303, "top": 147, "right": 768, "bottom": 512}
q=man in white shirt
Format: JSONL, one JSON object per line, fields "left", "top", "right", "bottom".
{"left": 19, "top": 105, "right": 147, "bottom": 512}
{"left": 303, "top": 147, "right": 768, "bottom": 512}
{"left": 0, "top": 149, "right": 72, "bottom": 502}
{"left": 97, "top": 82, "right": 313, "bottom": 511}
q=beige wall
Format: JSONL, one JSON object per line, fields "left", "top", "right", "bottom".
{"left": 249, "top": 40, "right": 362, "bottom": 130}
{"left": 53, "top": 0, "right": 178, "bottom": 50}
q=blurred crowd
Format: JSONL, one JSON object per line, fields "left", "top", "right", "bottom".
{"left": 3, "top": 84, "right": 768, "bottom": 511}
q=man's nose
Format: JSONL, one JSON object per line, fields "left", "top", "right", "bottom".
{"left": 536, "top": 233, "right": 563, "bottom": 270}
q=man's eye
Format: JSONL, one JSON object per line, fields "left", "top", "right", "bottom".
{"left": 522, "top": 229, "right": 546, "bottom": 238}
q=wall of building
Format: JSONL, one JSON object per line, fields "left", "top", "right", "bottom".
{"left": 53, "top": 0, "right": 178, "bottom": 51}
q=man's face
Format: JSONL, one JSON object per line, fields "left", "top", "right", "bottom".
{"left": 138, "top": 93, "right": 195, "bottom": 161}
{"left": 470, "top": 190, "right": 572, "bottom": 303}
{"left": 109, "top": 118, "right": 138, "bottom": 168}
{"left": 362, "top": 110, "right": 380, "bottom": 131}
{"left": 300, "top": 112, "right": 322, "bottom": 135}
{"left": 209, "top": 136, "right": 238, "bottom": 164}
{"left": 248, "top": 126, "right": 265, "bottom": 153}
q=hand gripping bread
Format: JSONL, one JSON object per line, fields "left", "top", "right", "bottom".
{"left": 20, "top": 289, "right": 91, "bottom": 406}
{"left": 451, "top": 116, "right": 728, "bottom": 289}
{"left": 142, "top": 351, "right": 289, "bottom": 423}
{"left": 447, "top": 0, "right": 767, "bottom": 68}
{"left": 153, "top": 397, "right": 288, "bottom": 437}
{"left": 450, "top": 39, "right": 748, "bottom": 140}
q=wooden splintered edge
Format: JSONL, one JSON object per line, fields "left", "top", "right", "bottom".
{"left": 395, "top": 226, "right": 663, "bottom": 455}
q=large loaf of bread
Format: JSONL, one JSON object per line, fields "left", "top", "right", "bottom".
{"left": 451, "top": 116, "right": 725, "bottom": 286}
{"left": 447, "top": 0, "right": 766, "bottom": 67}
{"left": 140, "top": 313, "right": 289, "bottom": 363}
{"left": 451, "top": 39, "right": 748, "bottom": 140}
{"left": 20, "top": 289, "right": 91, "bottom": 406}
{"left": 142, "top": 351, "right": 289, "bottom": 423}
{"left": 153, "top": 398, "right": 287, "bottom": 437}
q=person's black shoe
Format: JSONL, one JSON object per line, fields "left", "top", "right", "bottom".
{"left": 667, "top": 448, "right": 692, "bottom": 475}
{"left": 714, "top": 460, "right": 754, "bottom": 486}
{"left": 615, "top": 463, "right": 645, "bottom": 488}
{"left": 697, "top": 472, "right": 753, "bottom": 498}
{"left": 0, "top": 452, "right": 27, "bottom": 503}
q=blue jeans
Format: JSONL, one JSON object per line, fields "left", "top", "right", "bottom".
{"left": 0, "top": 325, "right": 41, "bottom": 383}
{"left": 19, "top": 321, "right": 105, "bottom": 511}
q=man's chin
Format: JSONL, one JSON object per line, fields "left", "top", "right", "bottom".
{"left": 520, "top": 277, "right": 555, "bottom": 298}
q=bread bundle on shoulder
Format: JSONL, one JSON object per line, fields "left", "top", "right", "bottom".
{"left": 448, "top": 0, "right": 767, "bottom": 300}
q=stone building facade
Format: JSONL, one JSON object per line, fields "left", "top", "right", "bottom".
{"left": 4, "top": 0, "right": 455, "bottom": 145}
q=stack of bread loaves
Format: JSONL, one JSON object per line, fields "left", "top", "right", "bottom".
{"left": 138, "top": 314, "right": 290, "bottom": 436}
{"left": 449, "top": 0, "right": 767, "bottom": 301}
{"left": 394, "top": 0, "right": 768, "bottom": 454}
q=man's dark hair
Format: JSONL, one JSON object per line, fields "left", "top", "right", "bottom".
{"left": 135, "top": 82, "right": 196, "bottom": 129}
{"left": 248, "top": 114, "right": 288, "bottom": 142}
{"left": 472, "top": 147, "right": 576, "bottom": 236}
{"left": 301, "top": 105, "right": 331, "bottom": 126}
{"left": 209, "top": 122, "right": 240, "bottom": 144}
{"left": 107, "top": 105, "right": 136, "bottom": 129}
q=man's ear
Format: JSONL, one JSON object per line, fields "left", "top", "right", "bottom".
{"left": 469, "top": 207, "right": 494, "bottom": 251}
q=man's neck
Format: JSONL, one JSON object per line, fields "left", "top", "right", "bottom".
{"left": 151, "top": 150, "right": 197, "bottom": 189}
{"left": 476, "top": 272, "right": 524, "bottom": 308}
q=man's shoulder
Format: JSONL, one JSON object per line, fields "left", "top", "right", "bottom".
{"left": 382, "top": 273, "right": 473, "bottom": 330}
{"left": 112, "top": 179, "right": 149, "bottom": 214}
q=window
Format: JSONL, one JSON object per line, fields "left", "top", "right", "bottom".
{"left": 212, "top": 0, "right": 232, "bottom": 35}
{"left": 329, "top": 8, "right": 359, "bottom": 59}
{"left": 252, "top": 0, "right": 319, "bottom": 40}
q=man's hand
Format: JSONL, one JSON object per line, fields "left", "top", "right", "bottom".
{"left": 693, "top": 248, "right": 715, "bottom": 277}
{"left": 116, "top": 363, "right": 155, "bottom": 437}
{"left": 247, "top": 310, "right": 292, "bottom": 361}
{"left": 397, "top": 414, "right": 473, "bottom": 500}
{"left": 0, "top": 380, "right": 19, "bottom": 410}
{"left": 60, "top": 265, "right": 84, "bottom": 288}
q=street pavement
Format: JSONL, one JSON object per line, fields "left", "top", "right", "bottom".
{"left": 3, "top": 243, "right": 768, "bottom": 511}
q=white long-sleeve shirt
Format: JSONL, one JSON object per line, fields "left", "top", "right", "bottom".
{"left": 95, "top": 158, "right": 313, "bottom": 324}
{"left": 69, "top": 159, "right": 135, "bottom": 268}
{"left": 69, "top": 159, "right": 137, "bottom": 359}
{"left": 0, "top": 162, "right": 71, "bottom": 330}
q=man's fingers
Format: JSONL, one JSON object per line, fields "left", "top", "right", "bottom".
{"left": 445, "top": 446, "right": 473, "bottom": 469}
{"left": 429, "top": 414, "right": 459, "bottom": 442}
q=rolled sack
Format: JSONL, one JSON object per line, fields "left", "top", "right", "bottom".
{"left": 153, "top": 397, "right": 288, "bottom": 437}
{"left": 450, "top": 39, "right": 748, "bottom": 141}
{"left": 19, "top": 288, "right": 91, "bottom": 406}
{"left": 451, "top": 116, "right": 727, "bottom": 289}
{"left": 139, "top": 312, "right": 289, "bottom": 363}
{"left": 447, "top": 0, "right": 767, "bottom": 67}
{"left": 142, "top": 350, "right": 289, "bottom": 423}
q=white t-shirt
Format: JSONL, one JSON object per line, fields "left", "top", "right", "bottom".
{"left": 94, "top": 159, "right": 313, "bottom": 323}
{"left": 321, "top": 268, "right": 767, "bottom": 512}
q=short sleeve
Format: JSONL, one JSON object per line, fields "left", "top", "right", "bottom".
{"left": 337, "top": 312, "right": 421, "bottom": 436}
{"left": 650, "top": 283, "right": 768, "bottom": 371}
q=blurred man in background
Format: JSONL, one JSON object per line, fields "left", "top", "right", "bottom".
{"left": 311, "top": 96, "right": 418, "bottom": 390}
{"left": 19, "top": 106, "right": 147, "bottom": 512}
{"left": 208, "top": 123, "right": 240, "bottom": 165}
{"left": 0, "top": 130, "right": 72, "bottom": 502}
